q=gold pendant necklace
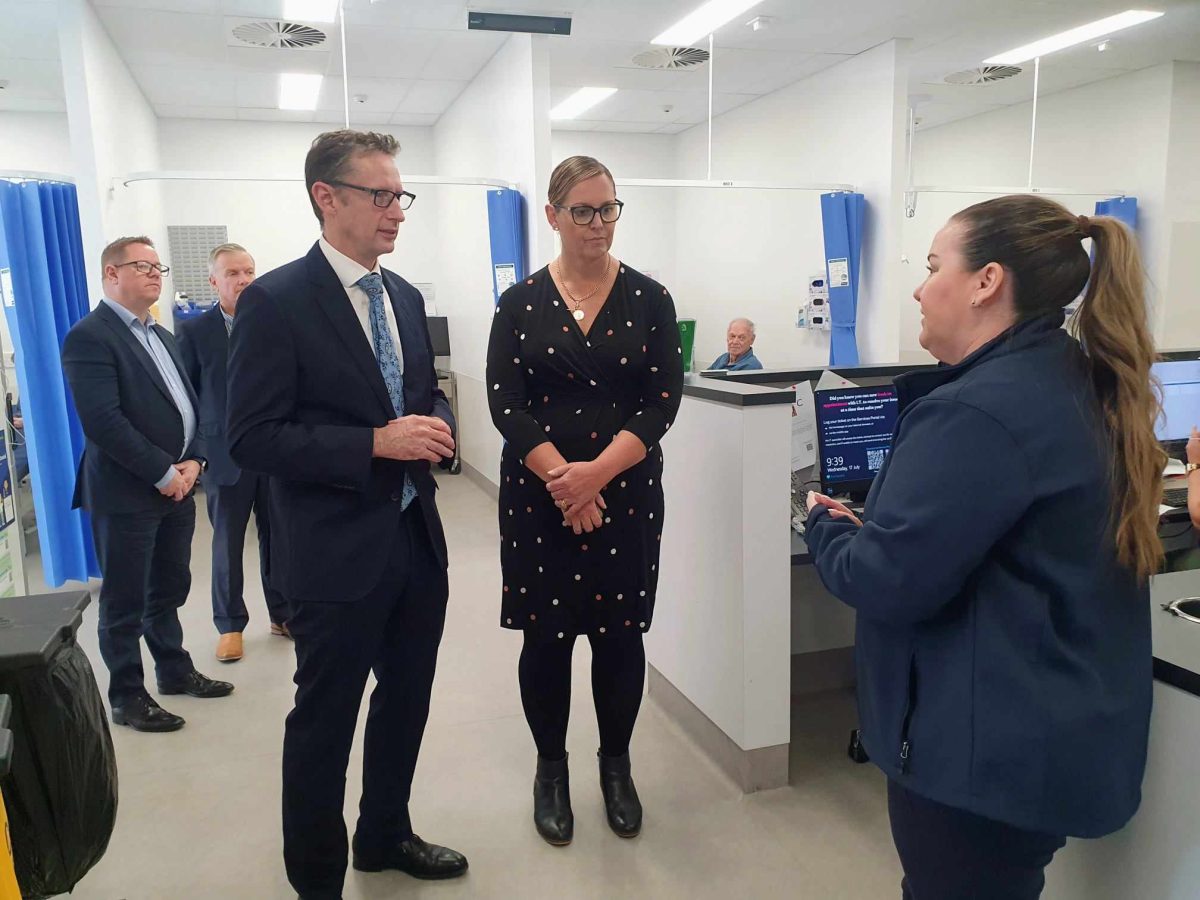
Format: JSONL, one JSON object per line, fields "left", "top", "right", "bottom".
{"left": 556, "top": 256, "right": 612, "bottom": 321}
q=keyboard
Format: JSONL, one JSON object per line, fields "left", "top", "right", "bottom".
{"left": 1163, "top": 487, "right": 1190, "bottom": 508}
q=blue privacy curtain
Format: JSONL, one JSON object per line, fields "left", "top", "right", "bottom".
{"left": 0, "top": 178, "right": 100, "bottom": 585}
{"left": 486, "top": 188, "right": 527, "bottom": 306}
{"left": 1095, "top": 196, "right": 1137, "bottom": 232}
{"left": 821, "top": 192, "right": 866, "bottom": 366}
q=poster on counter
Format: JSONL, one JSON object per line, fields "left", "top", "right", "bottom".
{"left": 791, "top": 380, "right": 818, "bottom": 472}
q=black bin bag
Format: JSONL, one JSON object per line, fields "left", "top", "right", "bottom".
{"left": 0, "top": 592, "right": 116, "bottom": 898}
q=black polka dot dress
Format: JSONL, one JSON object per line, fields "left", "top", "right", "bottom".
{"left": 486, "top": 262, "right": 684, "bottom": 640}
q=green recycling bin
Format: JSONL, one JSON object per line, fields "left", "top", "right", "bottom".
{"left": 677, "top": 318, "right": 696, "bottom": 372}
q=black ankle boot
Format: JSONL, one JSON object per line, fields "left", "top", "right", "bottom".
{"left": 534, "top": 754, "right": 573, "bottom": 845}
{"left": 598, "top": 750, "right": 642, "bottom": 837}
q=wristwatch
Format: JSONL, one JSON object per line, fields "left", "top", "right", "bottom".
{"left": 1186, "top": 463, "right": 1200, "bottom": 474}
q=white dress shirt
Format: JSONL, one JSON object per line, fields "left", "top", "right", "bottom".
{"left": 318, "top": 236, "right": 405, "bottom": 374}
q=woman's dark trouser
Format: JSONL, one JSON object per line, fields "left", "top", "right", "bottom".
{"left": 888, "top": 779, "right": 1067, "bottom": 900}
{"left": 518, "top": 630, "right": 646, "bottom": 760}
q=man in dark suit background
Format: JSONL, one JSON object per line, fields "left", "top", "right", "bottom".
{"left": 62, "top": 236, "right": 233, "bottom": 733}
{"left": 178, "top": 243, "right": 289, "bottom": 664}
{"left": 226, "top": 131, "right": 465, "bottom": 898}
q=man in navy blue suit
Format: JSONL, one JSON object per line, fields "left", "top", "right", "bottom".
{"left": 178, "top": 243, "right": 289, "bottom": 664}
{"left": 226, "top": 131, "right": 466, "bottom": 899}
{"left": 62, "top": 236, "right": 234, "bottom": 733}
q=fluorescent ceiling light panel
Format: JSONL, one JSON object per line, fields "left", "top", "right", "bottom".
{"left": 282, "top": 0, "right": 341, "bottom": 23}
{"left": 652, "top": 0, "right": 766, "bottom": 46}
{"left": 984, "top": 9, "right": 1163, "bottom": 64}
{"left": 550, "top": 87, "right": 617, "bottom": 120}
{"left": 279, "top": 73, "right": 323, "bottom": 110}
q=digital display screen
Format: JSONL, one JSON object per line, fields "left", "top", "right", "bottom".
{"left": 1154, "top": 360, "right": 1200, "bottom": 442}
{"left": 815, "top": 385, "right": 899, "bottom": 487}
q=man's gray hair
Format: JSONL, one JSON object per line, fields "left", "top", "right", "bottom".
{"left": 208, "top": 242, "right": 251, "bottom": 275}
{"left": 729, "top": 317, "right": 756, "bottom": 336}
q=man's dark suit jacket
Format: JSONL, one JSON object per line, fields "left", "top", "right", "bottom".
{"left": 226, "top": 242, "right": 454, "bottom": 604}
{"left": 62, "top": 301, "right": 199, "bottom": 515}
{"left": 177, "top": 305, "right": 240, "bottom": 487}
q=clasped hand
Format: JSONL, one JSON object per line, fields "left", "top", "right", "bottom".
{"left": 373, "top": 416, "right": 455, "bottom": 463}
{"left": 547, "top": 461, "right": 609, "bottom": 535}
{"left": 806, "top": 491, "right": 863, "bottom": 527}
{"left": 159, "top": 459, "right": 201, "bottom": 502}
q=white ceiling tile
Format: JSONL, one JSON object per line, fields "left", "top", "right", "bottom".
{"left": 316, "top": 76, "right": 412, "bottom": 112}
{"left": 236, "top": 107, "right": 314, "bottom": 122}
{"left": 389, "top": 111, "right": 440, "bottom": 127}
{"left": 223, "top": 44, "right": 333, "bottom": 74}
{"left": 335, "top": 26, "right": 438, "bottom": 79}
{"left": 93, "top": 8, "right": 230, "bottom": 68}
{"left": 235, "top": 70, "right": 292, "bottom": 108}
{"left": 0, "top": 2, "right": 61, "bottom": 60}
{"left": 0, "top": 95, "right": 66, "bottom": 113}
{"left": 154, "top": 104, "right": 240, "bottom": 119}
{"left": 396, "top": 79, "right": 468, "bottom": 115}
{"left": 418, "top": 31, "right": 507, "bottom": 81}
{"left": 340, "top": 0, "right": 466, "bottom": 30}
{"left": 314, "top": 108, "right": 395, "bottom": 125}
{"left": 93, "top": 0, "right": 222, "bottom": 10}
{"left": 0, "top": 57, "right": 63, "bottom": 102}
{"left": 132, "top": 65, "right": 238, "bottom": 106}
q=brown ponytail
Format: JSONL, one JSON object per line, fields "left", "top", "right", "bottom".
{"left": 952, "top": 196, "right": 1163, "bottom": 579}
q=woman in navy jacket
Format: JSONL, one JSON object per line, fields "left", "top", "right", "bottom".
{"left": 806, "top": 195, "right": 1162, "bottom": 899}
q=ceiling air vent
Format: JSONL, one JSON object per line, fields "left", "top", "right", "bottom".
{"left": 227, "top": 19, "right": 328, "bottom": 51}
{"left": 943, "top": 65, "right": 1022, "bottom": 85}
{"left": 633, "top": 47, "right": 711, "bottom": 70}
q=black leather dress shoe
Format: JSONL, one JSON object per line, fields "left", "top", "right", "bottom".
{"left": 599, "top": 750, "right": 642, "bottom": 837}
{"left": 351, "top": 835, "right": 468, "bottom": 880}
{"left": 111, "top": 694, "right": 185, "bottom": 732}
{"left": 158, "top": 670, "right": 235, "bottom": 698}
{"left": 534, "top": 754, "right": 573, "bottom": 845}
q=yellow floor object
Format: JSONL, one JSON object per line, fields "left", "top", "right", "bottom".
{"left": 0, "top": 790, "right": 19, "bottom": 900}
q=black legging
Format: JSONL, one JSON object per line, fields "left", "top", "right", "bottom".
{"left": 519, "top": 631, "right": 645, "bottom": 761}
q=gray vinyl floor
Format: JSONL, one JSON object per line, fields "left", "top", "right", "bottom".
{"left": 28, "top": 472, "right": 903, "bottom": 899}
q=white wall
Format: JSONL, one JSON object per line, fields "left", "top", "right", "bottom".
{"left": 551, "top": 131, "right": 678, "bottom": 287}
{"left": 155, "top": 120, "right": 438, "bottom": 282}
{"left": 1160, "top": 62, "right": 1200, "bottom": 348}
{"left": 0, "top": 112, "right": 72, "bottom": 174}
{"left": 674, "top": 41, "right": 910, "bottom": 370}
{"left": 434, "top": 34, "right": 552, "bottom": 485}
{"left": 903, "top": 63, "right": 1179, "bottom": 359}
{"left": 59, "top": 0, "right": 169, "bottom": 309}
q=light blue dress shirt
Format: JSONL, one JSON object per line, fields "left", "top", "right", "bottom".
{"left": 101, "top": 298, "right": 197, "bottom": 489}
{"left": 221, "top": 306, "right": 234, "bottom": 335}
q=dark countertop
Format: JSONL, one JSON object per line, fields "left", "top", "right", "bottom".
{"left": 1151, "top": 571, "right": 1200, "bottom": 696}
{"left": 681, "top": 373, "right": 795, "bottom": 407}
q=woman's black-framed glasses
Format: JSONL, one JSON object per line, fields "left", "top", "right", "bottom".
{"left": 554, "top": 199, "right": 624, "bottom": 226}
{"left": 114, "top": 260, "right": 170, "bottom": 276}
{"left": 330, "top": 181, "right": 416, "bottom": 210}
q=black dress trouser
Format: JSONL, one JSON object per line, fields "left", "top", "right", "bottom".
{"left": 888, "top": 779, "right": 1067, "bottom": 900}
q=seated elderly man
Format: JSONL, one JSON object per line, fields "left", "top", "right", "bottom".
{"left": 708, "top": 317, "right": 763, "bottom": 371}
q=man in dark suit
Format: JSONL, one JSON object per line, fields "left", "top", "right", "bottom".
{"left": 227, "top": 131, "right": 465, "bottom": 898}
{"left": 178, "top": 243, "right": 289, "bottom": 664}
{"left": 62, "top": 236, "right": 233, "bottom": 733}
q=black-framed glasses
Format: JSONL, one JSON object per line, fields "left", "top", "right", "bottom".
{"left": 114, "top": 260, "right": 170, "bottom": 276}
{"left": 329, "top": 180, "right": 416, "bottom": 210}
{"left": 554, "top": 199, "right": 624, "bottom": 226}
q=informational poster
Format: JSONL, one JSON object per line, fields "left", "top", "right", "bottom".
{"left": 791, "top": 380, "right": 818, "bottom": 472}
{"left": 827, "top": 258, "right": 849, "bottom": 289}
{"left": 0, "top": 268, "right": 12, "bottom": 308}
{"left": 493, "top": 263, "right": 517, "bottom": 299}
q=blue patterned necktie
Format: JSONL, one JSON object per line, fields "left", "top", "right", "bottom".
{"left": 357, "top": 273, "right": 417, "bottom": 510}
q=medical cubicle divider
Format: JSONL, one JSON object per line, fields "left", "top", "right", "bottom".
{"left": 486, "top": 188, "right": 527, "bottom": 306}
{"left": 0, "top": 177, "right": 100, "bottom": 586}
{"left": 820, "top": 192, "right": 866, "bottom": 367}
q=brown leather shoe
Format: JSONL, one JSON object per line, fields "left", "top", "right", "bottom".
{"left": 270, "top": 622, "right": 293, "bottom": 640}
{"left": 216, "top": 632, "right": 244, "bottom": 663}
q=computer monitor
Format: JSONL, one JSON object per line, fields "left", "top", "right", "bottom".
{"left": 814, "top": 384, "right": 900, "bottom": 499}
{"left": 427, "top": 316, "right": 450, "bottom": 357}
{"left": 1153, "top": 360, "right": 1200, "bottom": 443}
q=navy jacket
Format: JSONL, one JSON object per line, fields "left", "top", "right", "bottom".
{"left": 62, "top": 302, "right": 200, "bottom": 515}
{"left": 177, "top": 305, "right": 240, "bottom": 487}
{"left": 226, "top": 242, "right": 454, "bottom": 604}
{"left": 806, "top": 313, "right": 1151, "bottom": 838}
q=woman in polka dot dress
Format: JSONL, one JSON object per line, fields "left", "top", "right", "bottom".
{"left": 486, "top": 156, "right": 683, "bottom": 847}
